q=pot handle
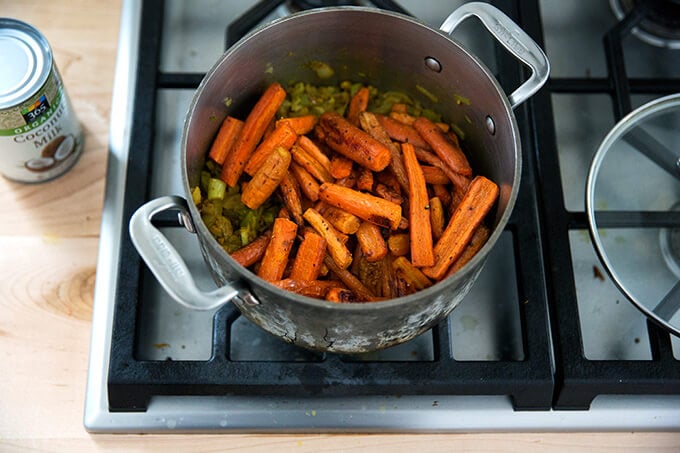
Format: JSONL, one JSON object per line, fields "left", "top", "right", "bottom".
{"left": 129, "top": 195, "right": 247, "bottom": 311}
{"left": 440, "top": 2, "right": 549, "bottom": 109}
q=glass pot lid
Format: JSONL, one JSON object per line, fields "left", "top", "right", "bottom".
{"left": 586, "top": 93, "right": 680, "bottom": 337}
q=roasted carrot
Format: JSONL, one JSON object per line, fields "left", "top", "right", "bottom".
{"left": 413, "top": 145, "right": 471, "bottom": 194}
{"left": 291, "top": 144, "right": 333, "bottom": 183}
{"left": 446, "top": 225, "right": 490, "bottom": 276}
{"left": 229, "top": 229, "right": 272, "bottom": 267}
{"left": 321, "top": 206, "right": 361, "bottom": 234}
{"left": 290, "top": 162, "right": 320, "bottom": 202}
{"left": 330, "top": 155, "right": 353, "bottom": 179}
{"left": 391, "top": 103, "right": 409, "bottom": 113}
{"left": 432, "top": 183, "right": 452, "bottom": 209}
{"left": 272, "top": 278, "right": 340, "bottom": 298}
{"left": 389, "top": 111, "right": 416, "bottom": 126}
{"left": 243, "top": 122, "right": 297, "bottom": 176}
{"left": 290, "top": 231, "right": 327, "bottom": 281}
{"left": 317, "top": 112, "right": 392, "bottom": 172}
{"left": 392, "top": 256, "right": 433, "bottom": 291}
{"left": 208, "top": 116, "right": 244, "bottom": 165}
{"left": 387, "top": 233, "right": 410, "bottom": 256}
{"left": 421, "top": 165, "right": 450, "bottom": 185}
{"left": 347, "top": 86, "right": 370, "bottom": 126}
{"left": 402, "top": 143, "right": 435, "bottom": 267}
{"left": 355, "top": 221, "right": 388, "bottom": 263}
{"left": 296, "top": 135, "right": 332, "bottom": 174}
{"left": 241, "top": 146, "right": 291, "bottom": 209}
{"left": 413, "top": 116, "right": 472, "bottom": 177}
{"left": 257, "top": 217, "right": 298, "bottom": 282}
{"left": 422, "top": 176, "right": 499, "bottom": 280}
{"left": 318, "top": 182, "right": 402, "bottom": 230}
{"left": 429, "top": 196, "right": 446, "bottom": 241}
{"left": 221, "top": 82, "right": 287, "bottom": 186}
{"left": 325, "top": 287, "right": 359, "bottom": 303}
{"left": 376, "top": 114, "right": 430, "bottom": 149}
{"left": 278, "top": 171, "right": 303, "bottom": 225}
{"left": 356, "top": 167, "right": 374, "bottom": 191}
{"left": 359, "top": 111, "right": 409, "bottom": 192}
{"left": 276, "top": 115, "right": 318, "bottom": 135}
{"left": 374, "top": 183, "right": 403, "bottom": 205}
{"left": 323, "top": 255, "right": 376, "bottom": 301}
{"left": 303, "top": 208, "right": 353, "bottom": 269}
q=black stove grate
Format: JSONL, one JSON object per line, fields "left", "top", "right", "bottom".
{"left": 107, "top": 0, "right": 679, "bottom": 413}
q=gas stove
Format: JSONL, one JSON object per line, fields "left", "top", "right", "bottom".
{"left": 84, "top": 0, "right": 680, "bottom": 432}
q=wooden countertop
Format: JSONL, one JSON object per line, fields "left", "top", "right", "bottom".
{"left": 0, "top": 0, "right": 678, "bottom": 451}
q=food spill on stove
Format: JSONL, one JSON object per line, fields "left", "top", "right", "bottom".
{"left": 192, "top": 80, "right": 498, "bottom": 303}
{"left": 593, "top": 265, "right": 605, "bottom": 281}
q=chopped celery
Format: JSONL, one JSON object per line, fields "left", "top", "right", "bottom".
{"left": 191, "top": 186, "right": 202, "bottom": 205}
{"left": 207, "top": 178, "right": 227, "bottom": 200}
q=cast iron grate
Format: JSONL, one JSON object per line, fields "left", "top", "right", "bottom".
{"left": 107, "top": 0, "right": 556, "bottom": 412}
{"left": 520, "top": 1, "right": 680, "bottom": 409}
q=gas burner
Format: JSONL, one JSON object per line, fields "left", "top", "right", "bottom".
{"left": 660, "top": 201, "right": 680, "bottom": 279}
{"left": 610, "top": 0, "right": 680, "bottom": 48}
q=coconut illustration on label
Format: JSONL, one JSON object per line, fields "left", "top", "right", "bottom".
{"left": 24, "top": 134, "right": 76, "bottom": 172}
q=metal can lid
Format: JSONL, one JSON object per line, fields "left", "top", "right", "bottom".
{"left": 0, "top": 17, "right": 53, "bottom": 110}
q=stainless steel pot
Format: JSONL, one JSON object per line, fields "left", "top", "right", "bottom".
{"left": 129, "top": 3, "right": 549, "bottom": 353}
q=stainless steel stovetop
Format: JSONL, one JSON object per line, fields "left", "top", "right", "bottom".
{"left": 84, "top": 0, "right": 680, "bottom": 432}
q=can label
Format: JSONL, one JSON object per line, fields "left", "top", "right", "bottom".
{"left": 0, "top": 67, "right": 83, "bottom": 183}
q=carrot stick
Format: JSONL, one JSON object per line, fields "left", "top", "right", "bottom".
{"left": 276, "top": 115, "right": 318, "bottom": 135}
{"left": 387, "top": 233, "right": 410, "bottom": 256}
{"left": 316, "top": 112, "right": 392, "bottom": 172}
{"left": 374, "top": 183, "right": 404, "bottom": 205}
{"left": 429, "top": 196, "right": 446, "bottom": 241}
{"left": 303, "top": 208, "right": 353, "bottom": 269}
{"left": 392, "top": 256, "right": 433, "bottom": 291}
{"left": 330, "top": 155, "right": 353, "bottom": 179}
{"left": 221, "top": 82, "right": 287, "bottom": 186}
{"left": 356, "top": 167, "right": 374, "bottom": 191}
{"left": 272, "top": 278, "right": 340, "bottom": 298}
{"left": 290, "top": 231, "right": 327, "bottom": 281}
{"left": 318, "top": 182, "right": 402, "bottom": 230}
{"left": 413, "top": 145, "right": 471, "bottom": 194}
{"left": 445, "top": 225, "right": 490, "bottom": 276}
{"left": 355, "top": 221, "right": 388, "bottom": 263}
{"left": 290, "top": 162, "right": 320, "bottom": 202}
{"left": 347, "top": 86, "right": 370, "bottom": 126}
{"left": 432, "top": 183, "right": 452, "bottom": 209}
{"left": 323, "top": 255, "right": 376, "bottom": 301}
{"left": 391, "top": 103, "right": 409, "bottom": 113}
{"left": 296, "top": 135, "right": 332, "bottom": 174}
{"left": 321, "top": 206, "right": 361, "bottom": 234}
{"left": 376, "top": 114, "right": 430, "bottom": 149}
{"left": 413, "top": 116, "right": 472, "bottom": 177}
{"left": 278, "top": 171, "right": 303, "bottom": 225}
{"left": 208, "top": 116, "right": 244, "bottom": 165}
{"left": 229, "top": 229, "right": 272, "bottom": 267}
{"left": 325, "top": 287, "right": 359, "bottom": 303}
{"left": 421, "top": 165, "right": 450, "bottom": 185}
{"left": 257, "top": 217, "right": 298, "bottom": 282}
{"left": 422, "top": 176, "right": 499, "bottom": 280}
{"left": 244, "top": 122, "right": 297, "bottom": 176}
{"left": 359, "top": 111, "right": 409, "bottom": 192}
{"left": 241, "top": 146, "right": 291, "bottom": 209}
{"left": 402, "top": 143, "right": 434, "bottom": 267}
{"left": 291, "top": 144, "right": 333, "bottom": 183}
{"left": 389, "top": 111, "right": 416, "bottom": 126}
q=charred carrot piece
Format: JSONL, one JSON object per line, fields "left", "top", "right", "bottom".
{"left": 392, "top": 256, "right": 433, "bottom": 291}
{"left": 296, "top": 135, "right": 332, "bottom": 174}
{"left": 432, "top": 183, "right": 452, "bottom": 210}
{"left": 290, "top": 231, "right": 327, "bottom": 281}
{"left": 376, "top": 114, "right": 430, "bottom": 149}
{"left": 291, "top": 144, "right": 333, "bottom": 183}
{"left": 402, "top": 143, "right": 435, "bottom": 267}
{"left": 389, "top": 111, "right": 416, "bottom": 126}
{"left": 321, "top": 206, "right": 361, "bottom": 234}
{"left": 221, "top": 82, "right": 287, "bottom": 186}
{"left": 208, "top": 116, "right": 244, "bottom": 165}
{"left": 229, "top": 230, "right": 272, "bottom": 267}
{"left": 347, "top": 86, "right": 370, "bottom": 126}
{"left": 257, "top": 217, "right": 298, "bottom": 282}
{"left": 356, "top": 167, "right": 374, "bottom": 191}
{"left": 391, "top": 103, "right": 409, "bottom": 113}
{"left": 421, "top": 165, "right": 450, "bottom": 185}
{"left": 244, "top": 122, "right": 297, "bottom": 176}
{"left": 290, "top": 162, "right": 320, "bottom": 202}
{"left": 413, "top": 116, "right": 472, "bottom": 177}
{"left": 303, "top": 208, "right": 353, "bottom": 270}
{"left": 276, "top": 115, "right": 318, "bottom": 135}
{"left": 374, "top": 183, "right": 403, "bottom": 205}
{"left": 330, "top": 154, "right": 353, "bottom": 179}
{"left": 278, "top": 171, "right": 303, "bottom": 225}
{"left": 325, "top": 287, "right": 360, "bottom": 303}
{"left": 359, "top": 111, "right": 409, "bottom": 192}
{"left": 413, "top": 145, "right": 471, "bottom": 194}
{"left": 429, "top": 196, "right": 446, "bottom": 241}
{"left": 323, "top": 255, "right": 376, "bottom": 301}
{"left": 241, "top": 146, "right": 291, "bottom": 209}
{"left": 356, "top": 221, "right": 388, "bottom": 263}
{"left": 317, "top": 112, "right": 392, "bottom": 172}
{"left": 446, "top": 225, "right": 490, "bottom": 277}
{"left": 422, "top": 176, "right": 499, "bottom": 280}
{"left": 318, "top": 182, "right": 402, "bottom": 230}
{"left": 387, "top": 233, "right": 410, "bottom": 256}
{"left": 272, "top": 279, "right": 340, "bottom": 298}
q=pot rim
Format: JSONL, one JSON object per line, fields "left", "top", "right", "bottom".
{"left": 180, "top": 6, "right": 522, "bottom": 311}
